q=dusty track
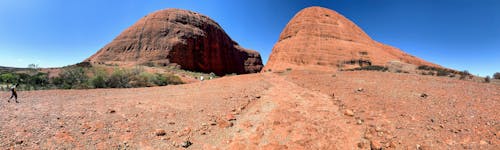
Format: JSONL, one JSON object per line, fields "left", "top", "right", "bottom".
{"left": 0, "top": 70, "right": 498, "bottom": 149}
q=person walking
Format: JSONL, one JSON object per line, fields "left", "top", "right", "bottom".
{"left": 8, "top": 83, "right": 19, "bottom": 103}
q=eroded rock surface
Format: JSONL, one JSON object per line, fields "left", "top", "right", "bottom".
{"left": 264, "top": 6, "right": 438, "bottom": 71}
{"left": 86, "top": 9, "right": 263, "bottom": 75}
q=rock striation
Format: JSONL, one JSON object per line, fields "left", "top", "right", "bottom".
{"left": 86, "top": 9, "right": 263, "bottom": 75}
{"left": 264, "top": 6, "right": 439, "bottom": 71}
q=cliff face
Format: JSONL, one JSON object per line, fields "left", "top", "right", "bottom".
{"left": 264, "top": 6, "right": 438, "bottom": 71}
{"left": 86, "top": 9, "right": 263, "bottom": 75}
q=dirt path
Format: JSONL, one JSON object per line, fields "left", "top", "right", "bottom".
{"left": 222, "top": 72, "right": 363, "bottom": 149}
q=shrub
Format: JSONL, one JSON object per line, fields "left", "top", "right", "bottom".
{"left": 53, "top": 67, "right": 89, "bottom": 89}
{"left": 485, "top": 76, "right": 491, "bottom": 83}
{"left": 0, "top": 73, "right": 17, "bottom": 83}
{"left": 355, "top": 65, "right": 388, "bottom": 72}
{"left": 131, "top": 72, "right": 156, "bottom": 87}
{"left": 107, "top": 68, "right": 132, "bottom": 88}
{"left": 90, "top": 75, "right": 107, "bottom": 88}
{"left": 436, "top": 70, "right": 450, "bottom": 76}
{"left": 26, "top": 72, "right": 49, "bottom": 90}
{"left": 460, "top": 70, "right": 470, "bottom": 80}
{"left": 89, "top": 67, "right": 108, "bottom": 88}
{"left": 417, "top": 65, "right": 434, "bottom": 71}
{"left": 157, "top": 74, "right": 183, "bottom": 85}
{"left": 209, "top": 72, "right": 217, "bottom": 79}
{"left": 494, "top": 72, "right": 500, "bottom": 80}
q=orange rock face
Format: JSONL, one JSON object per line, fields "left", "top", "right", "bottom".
{"left": 264, "top": 6, "right": 438, "bottom": 71}
{"left": 86, "top": 9, "right": 263, "bottom": 75}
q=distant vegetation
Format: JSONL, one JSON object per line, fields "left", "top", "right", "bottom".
{"left": 494, "top": 72, "right": 500, "bottom": 80}
{"left": 0, "top": 64, "right": 183, "bottom": 91}
{"left": 417, "top": 65, "right": 471, "bottom": 79}
{"left": 342, "top": 65, "right": 388, "bottom": 72}
{"left": 484, "top": 76, "right": 491, "bottom": 83}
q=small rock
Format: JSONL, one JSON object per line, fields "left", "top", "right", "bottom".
{"left": 479, "top": 140, "right": 488, "bottom": 145}
{"left": 344, "top": 109, "right": 354, "bottom": 117}
{"left": 15, "top": 140, "right": 23, "bottom": 145}
{"left": 168, "top": 121, "right": 175, "bottom": 125}
{"left": 226, "top": 114, "right": 236, "bottom": 121}
{"left": 416, "top": 144, "right": 422, "bottom": 150}
{"left": 356, "top": 88, "right": 364, "bottom": 92}
{"left": 420, "top": 93, "right": 428, "bottom": 98}
{"left": 255, "top": 96, "right": 261, "bottom": 99}
{"left": 357, "top": 138, "right": 370, "bottom": 148}
{"left": 370, "top": 139, "right": 383, "bottom": 150}
{"left": 181, "top": 141, "right": 193, "bottom": 148}
{"left": 108, "top": 109, "right": 116, "bottom": 114}
{"left": 356, "top": 119, "right": 363, "bottom": 125}
{"left": 155, "top": 129, "right": 166, "bottom": 136}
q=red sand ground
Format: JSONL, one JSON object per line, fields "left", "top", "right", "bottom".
{"left": 0, "top": 70, "right": 498, "bottom": 149}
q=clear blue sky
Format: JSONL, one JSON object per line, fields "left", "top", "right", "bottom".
{"left": 0, "top": 0, "right": 499, "bottom": 76}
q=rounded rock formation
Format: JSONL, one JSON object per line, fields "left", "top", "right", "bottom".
{"left": 86, "top": 9, "right": 263, "bottom": 75}
{"left": 264, "top": 6, "right": 438, "bottom": 71}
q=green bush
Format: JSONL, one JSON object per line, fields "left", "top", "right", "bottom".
{"left": 354, "top": 65, "right": 388, "bottom": 72}
{"left": 90, "top": 75, "right": 107, "bottom": 88}
{"left": 437, "top": 70, "right": 450, "bottom": 76}
{"left": 131, "top": 72, "right": 156, "bottom": 87}
{"left": 0, "top": 73, "right": 17, "bottom": 83}
{"left": 155, "top": 74, "right": 183, "bottom": 86}
{"left": 107, "top": 68, "right": 132, "bottom": 88}
{"left": 53, "top": 67, "right": 89, "bottom": 89}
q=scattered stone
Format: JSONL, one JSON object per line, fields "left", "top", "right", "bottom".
{"left": 344, "top": 109, "right": 354, "bottom": 117}
{"left": 356, "top": 119, "right": 363, "bottom": 125}
{"left": 479, "top": 140, "right": 488, "bottom": 145}
{"left": 357, "top": 138, "right": 370, "bottom": 148}
{"left": 226, "top": 114, "right": 236, "bottom": 121}
{"left": 420, "top": 93, "right": 428, "bottom": 98}
{"left": 168, "top": 121, "right": 175, "bottom": 125}
{"left": 181, "top": 141, "right": 193, "bottom": 148}
{"left": 15, "top": 140, "right": 23, "bottom": 145}
{"left": 155, "top": 129, "right": 166, "bottom": 136}
{"left": 218, "top": 119, "right": 234, "bottom": 128}
{"left": 370, "top": 139, "right": 383, "bottom": 150}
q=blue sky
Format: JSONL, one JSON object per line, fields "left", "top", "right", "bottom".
{"left": 0, "top": 0, "right": 499, "bottom": 76}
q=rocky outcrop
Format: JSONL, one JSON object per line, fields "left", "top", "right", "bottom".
{"left": 86, "top": 9, "right": 263, "bottom": 75}
{"left": 264, "top": 6, "right": 439, "bottom": 71}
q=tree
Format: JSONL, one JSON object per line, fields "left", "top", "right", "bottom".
{"left": 54, "top": 67, "right": 88, "bottom": 89}
{"left": 494, "top": 72, "right": 500, "bottom": 80}
{"left": 485, "top": 76, "right": 491, "bottom": 83}
{"left": 0, "top": 73, "right": 17, "bottom": 83}
{"left": 460, "top": 70, "right": 470, "bottom": 80}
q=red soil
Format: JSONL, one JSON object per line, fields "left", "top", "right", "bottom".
{"left": 0, "top": 70, "right": 498, "bottom": 149}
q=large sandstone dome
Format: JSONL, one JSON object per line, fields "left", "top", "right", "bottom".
{"left": 264, "top": 6, "right": 438, "bottom": 71}
{"left": 86, "top": 9, "right": 263, "bottom": 75}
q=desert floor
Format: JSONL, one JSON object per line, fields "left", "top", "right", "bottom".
{"left": 0, "top": 70, "right": 498, "bottom": 149}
